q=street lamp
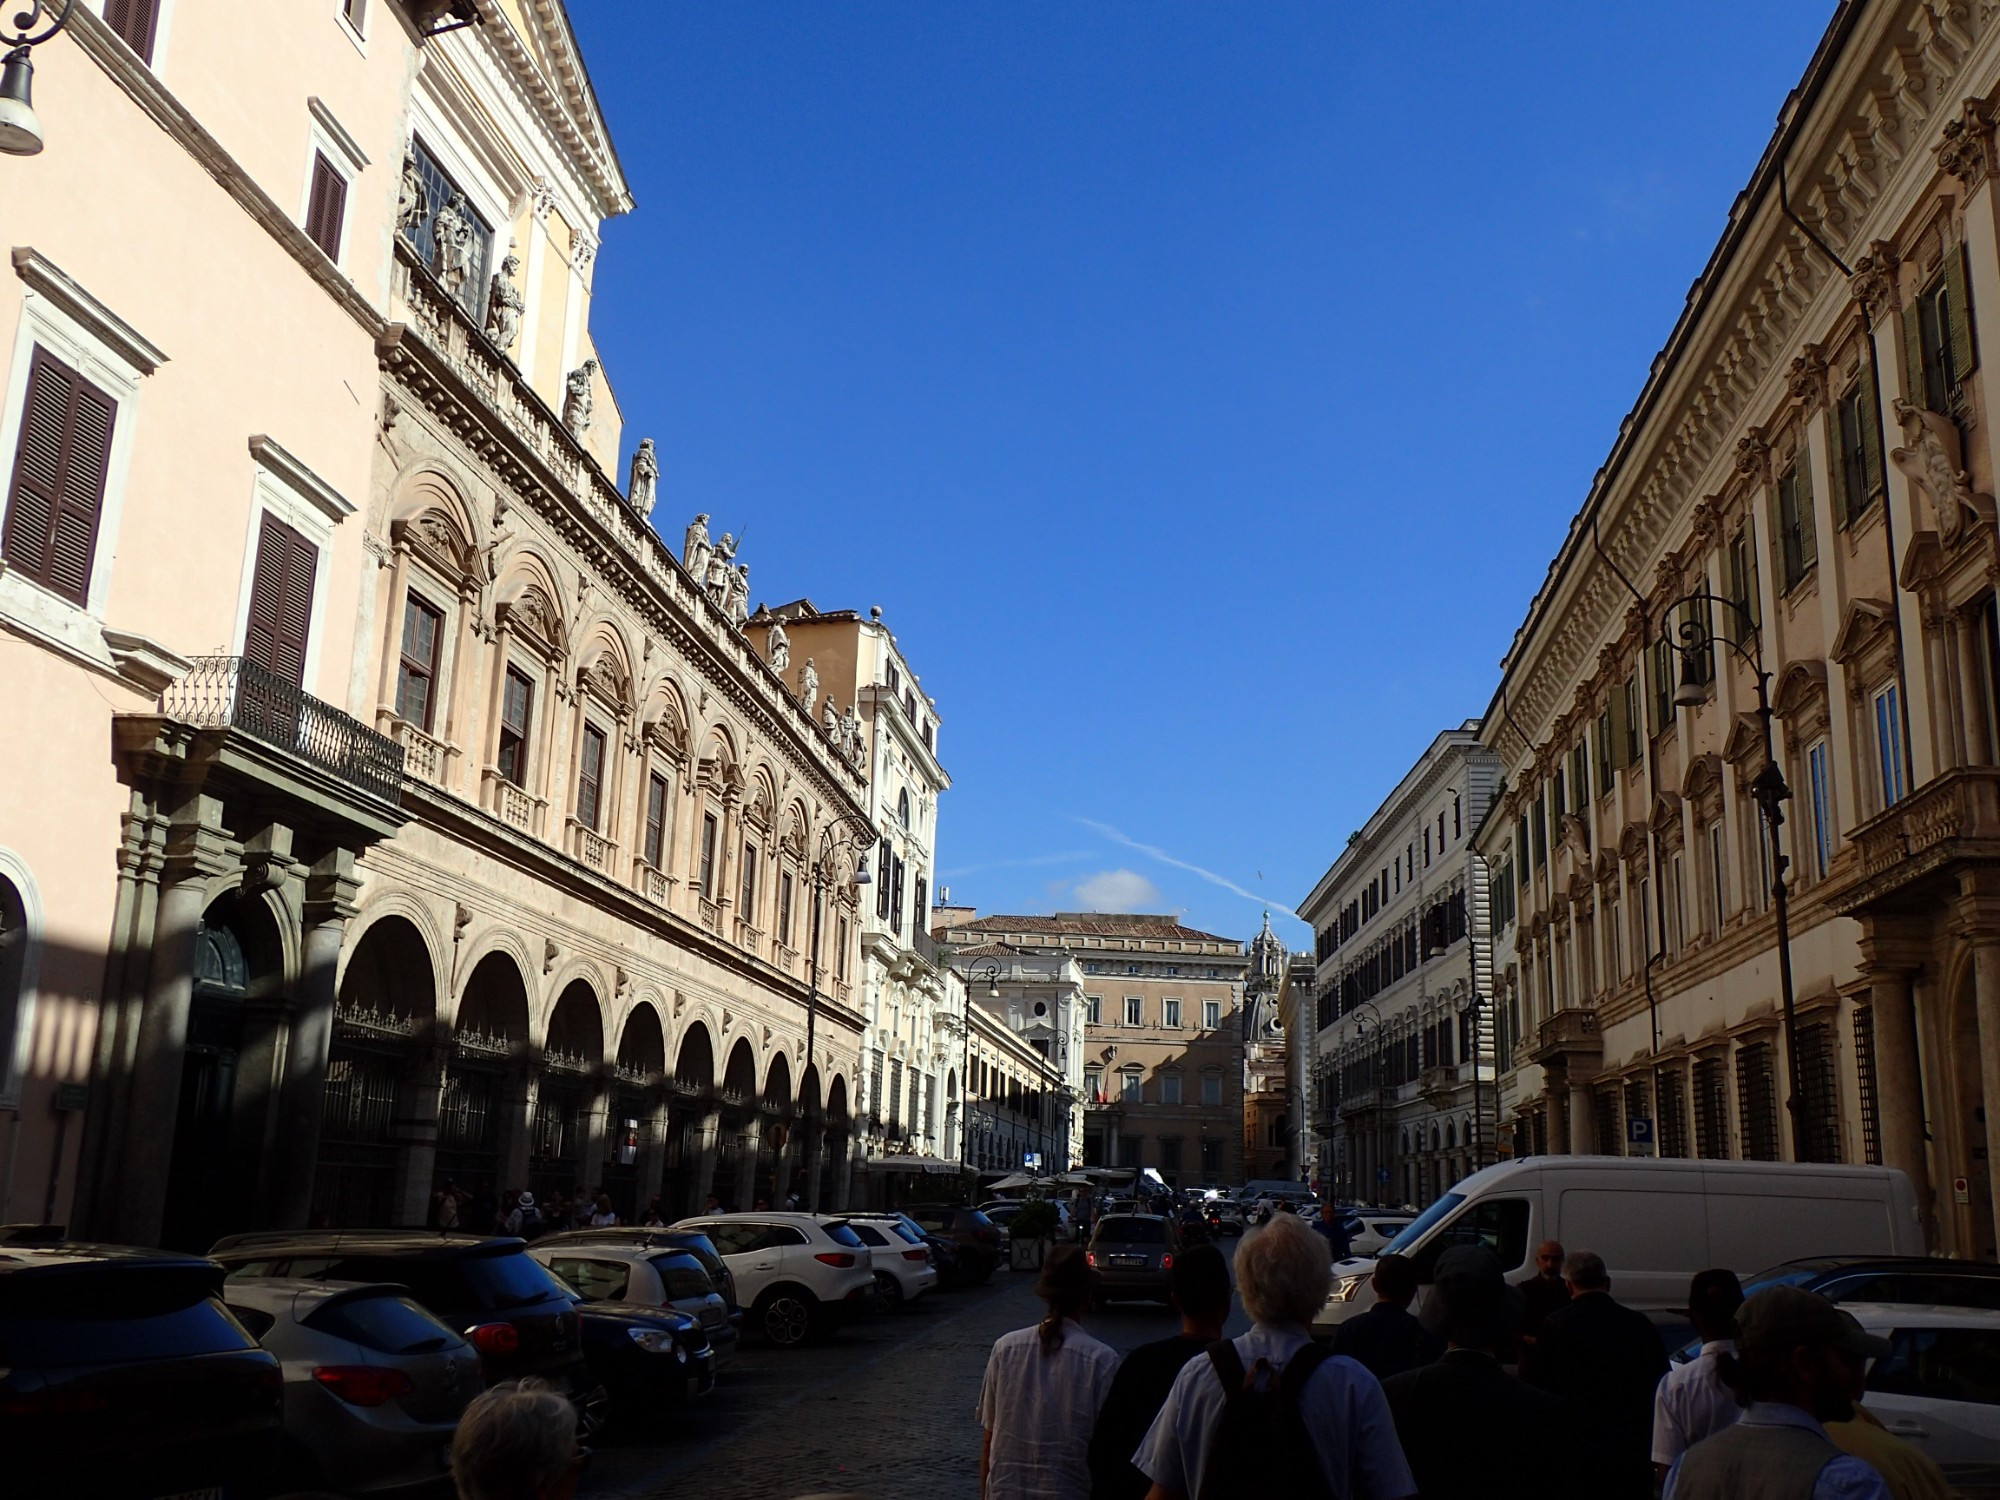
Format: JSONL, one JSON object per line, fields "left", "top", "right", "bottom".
{"left": 1664, "top": 590, "right": 1807, "bottom": 1161}
{"left": 800, "top": 815, "right": 874, "bottom": 1212}
{"left": 0, "top": 1, "right": 76, "bottom": 157}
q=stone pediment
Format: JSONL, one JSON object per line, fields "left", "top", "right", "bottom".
{"left": 1594, "top": 849, "right": 1620, "bottom": 885}
{"left": 1618, "top": 820, "right": 1649, "bottom": 862}
{"left": 1772, "top": 660, "right": 1829, "bottom": 719}
{"left": 1649, "top": 791, "right": 1683, "bottom": 834}
{"left": 1830, "top": 599, "right": 1893, "bottom": 666}
{"left": 1723, "top": 711, "right": 1768, "bottom": 766}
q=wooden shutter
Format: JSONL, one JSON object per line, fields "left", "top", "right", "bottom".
{"left": 2, "top": 348, "right": 116, "bottom": 606}
{"left": 1827, "top": 391, "right": 1850, "bottom": 526}
{"left": 1950, "top": 242, "right": 1979, "bottom": 384}
{"left": 242, "top": 512, "right": 317, "bottom": 685}
{"left": 1795, "top": 455, "right": 1818, "bottom": 574}
{"left": 1607, "top": 693, "right": 1630, "bottom": 772}
{"left": 102, "top": 0, "right": 161, "bottom": 64}
{"left": 1860, "top": 359, "right": 1885, "bottom": 499}
{"left": 305, "top": 152, "right": 347, "bottom": 261}
{"left": 1901, "top": 302, "right": 1927, "bottom": 409}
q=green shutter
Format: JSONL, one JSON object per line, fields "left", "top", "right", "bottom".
{"left": 1608, "top": 684, "right": 1631, "bottom": 770}
{"left": 1860, "top": 357, "right": 1885, "bottom": 500}
{"left": 1746, "top": 526, "right": 1761, "bottom": 629}
{"left": 1902, "top": 302, "right": 1927, "bottom": 408}
{"left": 1796, "top": 454, "right": 1817, "bottom": 574}
{"left": 1950, "top": 241, "right": 1978, "bottom": 383}
{"left": 1827, "top": 393, "right": 1850, "bottom": 526}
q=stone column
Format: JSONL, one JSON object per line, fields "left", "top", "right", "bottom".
{"left": 691, "top": 1109, "right": 722, "bottom": 1208}
{"left": 269, "top": 850, "right": 360, "bottom": 1229}
{"left": 637, "top": 1096, "right": 670, "bottom": 1211}
{"left": 119, "top": 836, "right": 226, "bottom": 1247}
{"left": 1568, "top": 1078, "right": 1594, "bottom": 1155}
{"left": 393, "top": 1047, "right": 446, "bottom": 1228}
{"left": 375, "top": 537, "right": 413, "bottom": 719}
{"left": 442, "top": 576, "right": 483, "bottom": 794}
{"left": 498, "top": 1067, "right": 534, "bottom": 1192}
{"left": 579, "top": 1077, "right": 610, "bottom": 1202}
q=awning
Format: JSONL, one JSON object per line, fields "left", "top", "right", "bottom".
{"left": 861, "top": 1154, "right": 962, "bottom": 1175}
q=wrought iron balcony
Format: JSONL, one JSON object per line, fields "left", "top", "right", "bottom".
{"left": 161, "top": 656, "right": 404, "bottom": 803}
{"left": 911, "top": 926, "right": 942, "bottom": 970}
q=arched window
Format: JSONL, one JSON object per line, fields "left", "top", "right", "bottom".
{"left": 898, "top": 788, "right": 911, "bottom": 828}
{"left": 0, "top": 859, "right": 41, "bottom": 1108}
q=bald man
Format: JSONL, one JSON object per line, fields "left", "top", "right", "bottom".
{"left": 1517, "top": 1240, "right": 1570, "bottom": 1348}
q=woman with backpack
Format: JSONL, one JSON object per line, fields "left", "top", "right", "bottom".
{"left": 1134, "top": 1213, "right": 1415, "bottom": 1500}
{"left": 976, "top": 1243, "right": 1121, "bottom": 1500}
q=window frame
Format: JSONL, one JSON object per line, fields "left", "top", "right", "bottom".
{"left": 575, "top": 721, "right": 606, "bottom": 832}
{"left": 1202, "top": 998, "right": 1222, "bottom": 1030}
{"left": 395, "top": 589, "right": 445, "bottom": 731}
{"left": 698, "top": 812, "right": 719, "bottom": 895}
{"left": 1123, "top": 996, "right": 1143, "bottom": 1027}
{"left": 228, "top": 451, "right": 346, "bottom": 693}
{"left": 300, "top": 102, "right": 368, "bottom": 271}
{"left": 1162, "top": 998, "right": 1182, "bottom": 1029}
{"left": 496, "top": 664, "right": 535, "bottom": 787}
{"left": 1200, "top": 1071, "right": 1223, "bottom": 1107}
{"left": 1873, "top": 682, "right": 1907, "bottom": 810}
{"left": 642, "top": 770, "right": 669, "bottom": 870}
{"left": 1807, "top": 739, "right": 1835, "bottom": 881}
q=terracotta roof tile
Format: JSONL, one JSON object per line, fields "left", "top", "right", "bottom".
{"left": 952, "top": 912, "right": 1242, "bottom": 946}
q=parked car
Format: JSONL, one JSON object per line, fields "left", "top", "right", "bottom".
{"left": 981, "top": 1199, "right": 1075, "bottom": 1242}
{"left": 210, "top": 1232, "right": 590, "bottom": 1409}
{"left": 528, "top": 1238, "right": 740, "bottom": 1365}
{"left": 570, "top": 1298, "right": 715, "bottom": 1425}
{"left": 1347, "top": 1214, "right": 1414, "bottom": 1257}
{"left": 1672, "top": 1257, "right": 2000, "bottom": 1363}
{"left": 899, "top": 1204, "right": 1003, "bottom": 1284}
{"left": 1087, "top": 1214, "right": 1183, "bottom": 1303}
{"left": 224, "top": 1277, "right": 475, "bottom": 1497}
{"left": 841, "top": 1213, "right": 939, "bottom": 1310}
{"left": 0, "top": 1242, "right": 283, "bottom": 1499}
{"left": 667, "top": 1212, "right": 875, "bottom": 1347}
{"left": 1848, "top": 1302, "right": 2000, "bottom": 1498}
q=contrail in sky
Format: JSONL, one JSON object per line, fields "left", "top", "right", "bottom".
{"left": 938, "top": 849, "right": 1093, "bottom": 879}
{"left": 1074, "top": 817, "right": 1305, "bottom": 923}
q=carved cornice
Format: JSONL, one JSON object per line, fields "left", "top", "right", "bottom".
{"left": 1851, "top": 240, "right": 1901, "bottom": 319}
{"left": 1787, "top": 344, "right": 1829, "bottom": 411}
{"left": 1936, "top": 97, "right": 1996, "bottom": 189}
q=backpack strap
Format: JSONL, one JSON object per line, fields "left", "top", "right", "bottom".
{"left": 1277, "top": 1342, "right": 1334, "bottom": 1401}
{"left": 1206, "top": 1338, "right": 1249, "bottom": 1395}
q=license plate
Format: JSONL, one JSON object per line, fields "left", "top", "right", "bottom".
{"left": 1110, "top": 1255, "right": 1146, "bottom": 1267}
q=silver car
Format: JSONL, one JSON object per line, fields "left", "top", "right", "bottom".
{"left": 530, "top": 1240, "right": 740, "bottom": 1365}
{"left": 224, "top": 1278, "right": 476, "bottom": 1498}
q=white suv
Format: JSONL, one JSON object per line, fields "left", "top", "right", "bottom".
{"left": 841, "top": 1213, "right": 939, "bottom": 1310}
{"left": 668, "top": 1212, "right": 874, "bottom": 1347}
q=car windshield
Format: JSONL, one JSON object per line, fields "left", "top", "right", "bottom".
{"left": 1380, "top": 1193, "right": 1465, "bottom": 1256}
{"left": 463, "top": 1249, "right": 573, "bottom": 1311}
{"left": 648, "top": 1256, "right": 716, "bottom": 1302}
{"left": 1096, "top": 1217, "right": 1164, "bottom": 1243}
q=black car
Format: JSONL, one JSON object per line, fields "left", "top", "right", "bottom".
{"left": 572, "top": 1299, "right": 714, "bottom": 1425}
{"left": 1669, "top": 1256, "right": 2000, "bottom": 1362}
{"left": 0, "top": 1242, "right": 283, "bottom": 1498}
{"left": 899, "top": 1204, "right": 1002, "bottom": 1285}
{"left": 210, "top": 1232, "right": 589, "bottom": 1407}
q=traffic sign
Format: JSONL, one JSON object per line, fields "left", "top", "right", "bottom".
{"left": 1627, "top": 1117, "right": 1655, "bottom": 1147}
{"left": 1024, "top": 1151, "right": 1042, "bottom": 1170}
{"left": 1377, "top": 1165, "right": 1391, "bottom": 1185}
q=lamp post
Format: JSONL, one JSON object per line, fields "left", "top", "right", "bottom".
{"left": 0, "top": 0, "right": 75, "bottom": 156}
{"left": 962, "top": 959, "right": 999, "bottom": 1175}
{"left": 801, "top": 815, "right": 875, "bottom": 1212}
{"left": 1664, "top": 590, "right": 1807, "bottom": 1161}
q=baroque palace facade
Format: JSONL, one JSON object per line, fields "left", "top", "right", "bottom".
{"left": 0, "top": 1, "right": 889, "bottom": 1250}
{"left": 1477, "top": 0, "right": 2000, "bottom": 1258}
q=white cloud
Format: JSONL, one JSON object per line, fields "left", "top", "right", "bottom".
{"left": 1073, "top": 868, "right": 1164, "bottom": 912}
{"left": 1075, "top": 816, "right": 1306, "bottom": 928}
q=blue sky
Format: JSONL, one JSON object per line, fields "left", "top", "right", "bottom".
{"left": 571, "top": 1, "right": 1834, "bottom": 947}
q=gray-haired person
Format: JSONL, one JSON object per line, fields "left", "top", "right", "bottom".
{"left": 1524, "top": 1250, "right": 1668, "bottom": 1500}
{"left": 450, "top": 1380, "right": 588, "bottom": 1500}
{"left": 1134, "top": 1212, "right": 1414, "bottom": 1500}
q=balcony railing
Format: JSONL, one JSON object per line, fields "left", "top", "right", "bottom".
{"left": 162, "top": 656, "right": 404, "bottom": 803}
{"left": 911, "top": 927, "right": 941, "bottom": 969}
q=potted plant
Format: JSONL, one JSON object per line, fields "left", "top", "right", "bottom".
{"left": 1009, "top": 1198, "right": 1058, "bottom": 1270}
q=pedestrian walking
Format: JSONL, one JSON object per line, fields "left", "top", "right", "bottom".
{"left": 1134, "top": 1212, "right": 1414, "bottom": 1500}
{"left": 1516, "top": 1239, "right": 1570, "bottom": 1349}
{"left": 1086, "top": 1242, "right": 1232, "bottom": 1500}
{"left": 1524, "top": 1249, "right": 1668, "bottom": 1500}
{"left": 504, "top": 1190, "right": 542, "bottom": 1240}
{"left": 1663, "top": 1287, "right": 1892, "bottom": 1500}
{"left": 1311, "top": 1201, "right": 1353, "bottom": 1262}
{"left": 976, "top": 1242, "right": 1120, "bottom": 1500}
{"left": 1331, "top": 1254, "right": 1443, "bottom": 1382}
{"left": 703, "top": 1192, "right": 723, "bottom": 1214}
{"left": 1654, "top": 1269, "right": 1748, "bottom": 1479}
{"left": 1383, "top": 1245, "right": 1579, "bottom": 1500}
{"left": 449, "top": 1377, "right": 587, "bottom": 1500}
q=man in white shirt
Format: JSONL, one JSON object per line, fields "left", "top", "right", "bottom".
{"left": 1654, "top": 1268, "right": 1747, "bottom": 1479}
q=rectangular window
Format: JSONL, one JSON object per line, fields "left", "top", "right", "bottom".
{"left": 698, "top": 812, "right": 718, "bottom": 894}
{"left": 1773, "top": 461, "right": 1818, "bottom": 593}
{"left": 576, "top": 723, "right": 605, "bottom": 831}
{"left": 1807, "top": 740, "right": 1834, "bottom": 880}
{"left": 1605, "top": 896, "right": 1622, "bottom": 983}
{"left": 1708, "top": 822, "right": 1727, "bottom": 934}
{"left": 1121, "top": 1070, "right": 1142, "bottom": 1103}
{"left": 1161, "top": 1073, "right": 1183, "bottom": 1105}
{"left": 1727, "top": 527, "right": 1761, "bottom": 634}
{"left": 1874, "top": 684, "right": 1906, "bottom": 808}
{"left": 1201, "top": 1073, "right": 1223, "bottom": 1107}
{"left": 1671, "top": 852, "right": 1687, "bottom": 953}
{"left": 1086, "top": 996, "right": 1102, "bottom": 1025}
{"left": 497, "top": 665, "right": 533, "bottom": 785}
{"left": 1532, "top": 798, "right": 1548, "bottom": 868}
{"left": 1737, "top": 1042, "right": 1780, "bottom": 1163}
{"left": 341, "top": 0, "right": 367, "bottom": 31}
{"left": 1853, "top": 1006, "right": 1882, "bottom": 1166}
{"left": 1202, "top": 999, "right": 1221, "bottom": 1030}
{"left": 395, "top": 591, "right": 443, "bottom": 729}
{"left": 243, "top": 511, "right": 319, "bottom": 686}
{"left": 1832, "top": 375, "right": 1884, "bottom": 525}
{"left": 1162, "top": 998, "right": 1181, "bottom": 1028}
{"left": 1623, "top": 672, "right": 1643, "bottom": 763}
{"left": 890, "top": 854, "right": 906, "bottom": 938}
{"left": 1651, "top": 638, "right": 1676, "bottom": 731}
{"left": 1595, "top": 707, "right": 1613, "bottom": 792}
{"left": 1908, "top": 252, "right": 1977, "bottom": 413}
{"left": 778, "top": 871, "right": 795, "bottom": 946}
{"left": 739, "top": 842, "right": 758, "bottom": 916}
{"left": 2, "top": 347, "right": 116, "bottom": 606}
{"left": 643, "top": 772, "right": 668, "bottom": 868}
{"left": 103, "top": 0, "right": 161, "bottom": 64}
{"left": 836, "top": 916, "right": 849, "bottom": 980}
{"left": 1123, "top": 997, "right": 1143, "bottom": 1027}
{"left": 304, "top": 151, "right": 348, "bottom": 261}
{"left": 1159, "top": 1137, "right": 1182, "bottom": 1172}
{"left": 1201, "top": 1137, "right": 1221, "bottom": 1174}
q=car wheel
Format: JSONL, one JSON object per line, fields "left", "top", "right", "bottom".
{"left": 757, "top": 1287, "right": 817, "bottom": 1347}
{"left": 577, "top": 1381, "right": 614, "bottom": 1440}
{"left": 873, "top": 1271, "right": 904, "bottom": 1312}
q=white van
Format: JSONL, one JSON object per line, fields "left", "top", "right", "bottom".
{"left": 1311, "top": 1156, "right": 1923, "bottom": 1336}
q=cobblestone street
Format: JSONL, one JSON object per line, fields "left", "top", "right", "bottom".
{"left": 581, "top": 1246, "right": 1249, "bottom": 1500}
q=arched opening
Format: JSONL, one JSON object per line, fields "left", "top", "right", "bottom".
{"left": 822, "top": 1074, "right": 851, "bottom": 1209}
{"left": 163, "top": 891, "right": 285, "bottom": 1250}
{"left": 757, "top": 1053, "right": 793, "bottom": 1205}
{"left": 664, "top": 1022, "right": 715, "bottom": 1218}
{"left": 441, "top": 951, "right": 531, "bottom": 1207}
{"left": 606, "top": 1002, "right": 667, "bottom": 1222}
{"left": 532, "top": 981, "right": 604, "bottom": 1206}
{"left": 711, "top": 1038, "right": 759, "bottom": 1210}
{"left": 317, "top": 916, "right": 437, "bottom": 1230}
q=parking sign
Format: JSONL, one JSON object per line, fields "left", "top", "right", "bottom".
{"left": 1627, "top": 1117, "right": 1655, "bottom": 1148}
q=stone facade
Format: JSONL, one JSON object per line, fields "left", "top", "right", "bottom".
{"left": 943, "top": 941, "right": 1086, "bottom": 1174}
{"left": 1242, "top": 914, "right": 1295, "bottom": 1180}
{"left": 1476, "top": 0, "right": 2000, "bottom": 1259}
{"left": 1301, "top": 724, "right": 1500, "bottom": 1209}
